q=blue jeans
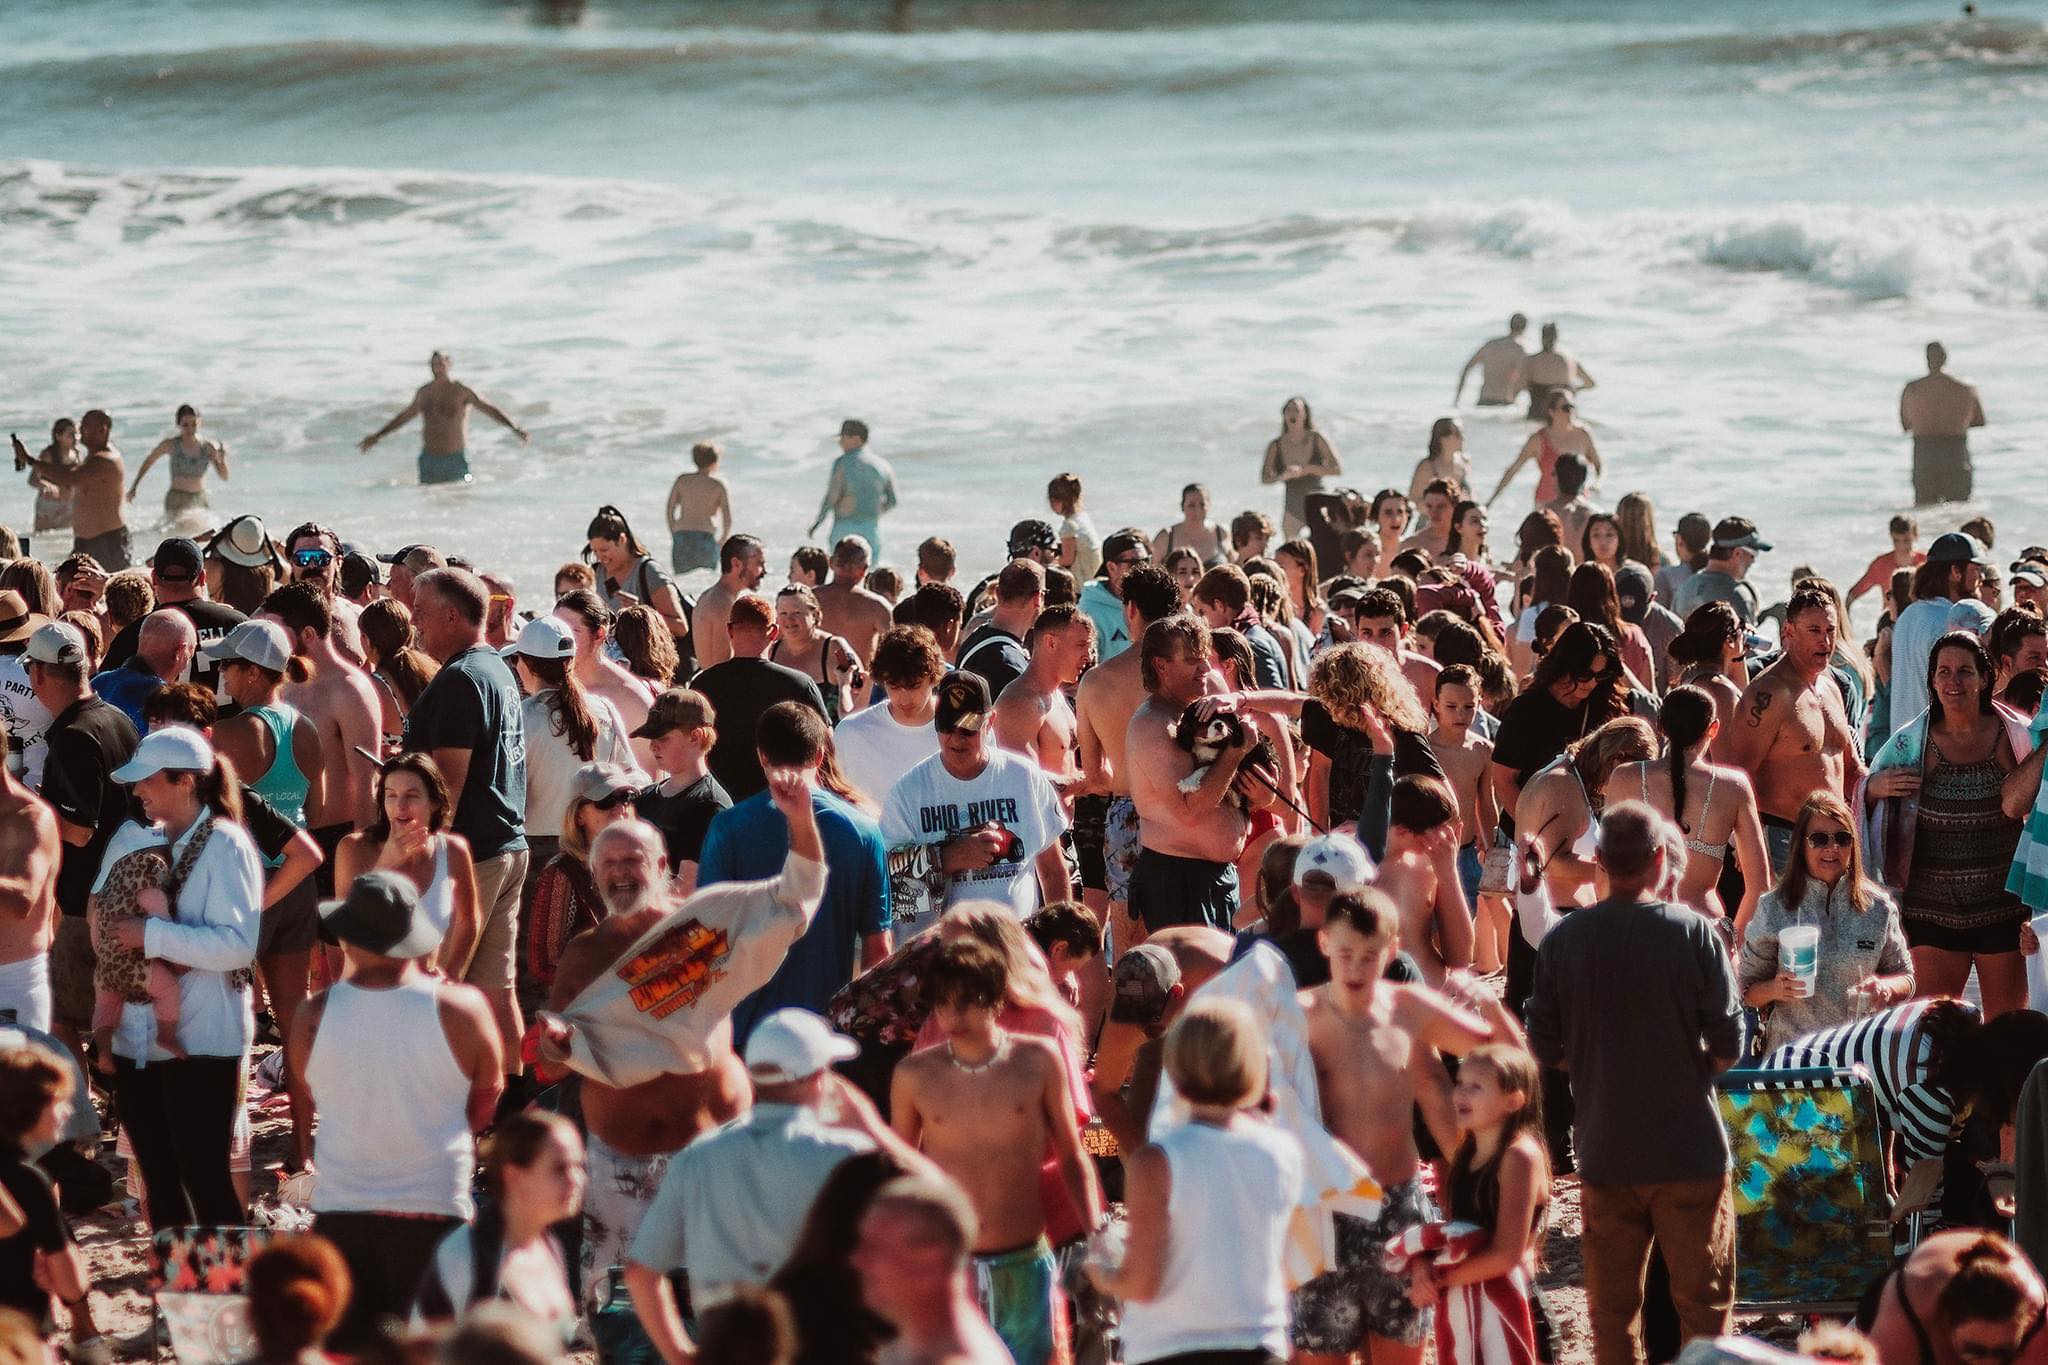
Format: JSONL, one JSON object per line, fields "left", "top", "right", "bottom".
{"left": 671, "top": 530, "right": 718, "bottom": 573}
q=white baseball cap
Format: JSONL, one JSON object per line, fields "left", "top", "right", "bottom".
{"left": 743, "top": 1008, "right": 859, "bottom": 1084}
{"left": 501, "top": 615, "right": 576, "bottom": 662}
{"left": 202, "top": 619, "right": 294, "bottom": 674}
{"left": 22, "top": 622, "right": 86, "bottom": 668}
{"left": 113, "top": 726, "right": 215, "bottom": 784}
{"left": 1294, "top": 833, "right": 1375, "bottom": 895}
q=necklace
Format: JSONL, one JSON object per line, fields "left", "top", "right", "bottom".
{"left": 946, "top": 1032, "right": 1010, "bottom": 1075}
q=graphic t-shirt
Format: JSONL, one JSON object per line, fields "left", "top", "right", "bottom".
{"left": 403, "top": 645, "right": 527, "bottom": 860}
{"left": 881, "top": 748, "right": 1065, "bottom": 923}
{"left": 0, "top": 656, "right": 52, "bottom": 786}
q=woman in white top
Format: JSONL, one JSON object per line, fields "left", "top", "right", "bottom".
{"left": 415, "top": 1110, "right": 584, "bottom": 1346}
{"left": 1090, "top": 997, "right": 1303, "bottom": 1365}
{"left": 102, "top": 725, "right": 263, "bottom": 1230}
{"left": 333, "top": 753, "right": 480, "bottom": 977}
{"left": 553, "top": 588, "right": 656, "bottom": 770}
{"left": 505, "top": 615, "right": 632, "bottom": 873}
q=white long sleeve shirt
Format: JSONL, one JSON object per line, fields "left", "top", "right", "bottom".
{"left": 117, "top": 816, "right": 261, "bottom": 1063}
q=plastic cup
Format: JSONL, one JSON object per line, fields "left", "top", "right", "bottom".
{"left": 1779, "top": 925, "right": 1820, "bottom": 994}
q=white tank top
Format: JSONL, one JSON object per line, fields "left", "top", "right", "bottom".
{"left": 1117, "top": 1120, "right": 1299, "bottom": 1363}
{"left": 419, "top": 837, "right": 454, "bottom": 937}
{"left": 306, "top": 975, "right": 475, "bottom": 1218}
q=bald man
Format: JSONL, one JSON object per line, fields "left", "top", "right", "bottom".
{"left": 90, "top": 611, "right": 195, "bottom": 732}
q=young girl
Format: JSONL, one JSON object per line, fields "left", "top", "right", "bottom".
{"left": 1396, "top": 1043, "right": 1549, "bottom": 1365}
{"left": 1047, "top": 473, "right": 1101, "bottom": 580}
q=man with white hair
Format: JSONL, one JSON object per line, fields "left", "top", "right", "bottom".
{"left": 537, "top": 769, "right": 826, "bottom": 1326}
{"left": 91, "top": 610, "right": 195, "bottom": 732}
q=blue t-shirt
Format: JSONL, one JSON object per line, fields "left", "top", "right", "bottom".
{"left": 402, "top": 645, "right": 528, "bottom": 860}
{"left": 697, "top": 788, "right": 890, "bottom": 1047}
{"left": 90, "top": 657, "right": 163, "bottom": 734}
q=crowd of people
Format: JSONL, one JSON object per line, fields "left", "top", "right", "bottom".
{"left": 0, "top": 326, "right": 2035, "bottom": 1365}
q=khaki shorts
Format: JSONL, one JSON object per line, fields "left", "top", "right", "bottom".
{"left": 51, "top": 916, "right": 94, "bottom": 1033}
{"left": 467, "top": 848, "right": 528, "bottom": 992}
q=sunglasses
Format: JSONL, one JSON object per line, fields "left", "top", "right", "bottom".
{"left": 588, "top": 790, "right": 635, "bottom": 811}
{"left": 292, "top": 548, "right": 334, "bottom": 570}
{"left": 1805, "top": 831, "right": 1855, "bottom": 849}
{"left": 1113, "top": 555, "right": 1150, "bottom": 567}
{"left": 1572, "top": 668, "right": 1613, "bottom": 684}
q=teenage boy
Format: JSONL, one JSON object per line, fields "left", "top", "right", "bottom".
{"left": 631, "top": 689, "right": 731, "bottom": 896}
{"left": 1427, "top": 665, "right": 1503, "bottom": 971}
{"left": 1371, "top": 776, "right": 1477, "bottom": 987}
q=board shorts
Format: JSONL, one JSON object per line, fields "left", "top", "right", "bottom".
{"left": 418, "top": 449, "right": 471, "bottom": 485}
{"left": 1290, "top": 1176, "right": 1435, "bottom": 1353}
{"left": 1104, "top": 796, "right": 1141, "bottom": 903}
{"left": 1457, "top": 841, "right": 1483, "bottom": 908}
{"left": 1912, "top": 435, "right": 1972, "bottom": 506}
{"left": 581, "top": 1132, "right": 674, "bottom": 1311}
{"left": 672, "top": 530, "right": 720, "bottom": 574}
{"left": 973, "top": 1237, "right": 1068, "bottom": 1365}
{"left": 72, "top": 526, "right": 132, "bottom": 572}
{"left": 1129, "top": 846, "right": 1238, "bottom": 934}
{"left": 1072, "top": 794, "right": 1109, "bottom": 893}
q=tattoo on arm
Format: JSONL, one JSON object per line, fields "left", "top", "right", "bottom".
{"left": 1746, "top": 690, "right": 1772, "bottom": 728}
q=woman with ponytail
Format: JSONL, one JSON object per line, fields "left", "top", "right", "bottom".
{"left": 587, "top": 504, "right": 690, "bottom": 649}
{"left": 103, "top": 725, "right": 262, "bottom": 1229}
{"left": 503, "top": 616, "right": 633, "bottom": 877}
{"left": 1603, "top": 683, "right": 1771, "bottom": 937}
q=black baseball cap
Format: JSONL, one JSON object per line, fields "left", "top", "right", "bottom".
{"left": 338, "top": 551, "right": 380, "bottom": 596}
{"left": 150, "top": 537, "right": 203, "bottom": 582}
{"left": 1614, "top": 563, "right": 1655, "bottom": 626}
{"left": 1007, "top": 519, "right": 1059, "bottom": 558}
{"left": 1101, "top": 528, "right": 1150, "bottom": 568}
{"left": 1926, "top": 532, "right": 1994, "bottom": 568}
{"left": 935, "top": 672, "right": 990, "bottom": 735}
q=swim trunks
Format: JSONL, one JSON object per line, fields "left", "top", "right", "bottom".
{"left": 972, "top": 1238, "right": 1067, "bottom": 1365}
{"left": 581, "top": 1131, "right": 674, "bottom": 1313}
{"left": 1289, "top": 1176, "right": 1435, "bottom": 1353}
{"left": 672, "top": 530, "right": 719, "bottom": 575}
{"left": 71, "top": 526, "right": 131, "bottom": 572}
{"left": 418, "top": 449, "right": 471, "bottom": 485}
{"left": 1911, "top": 435, "right": 1971, "bottom": 506}
{"left": 1073, "top": 794, "right": 1108, "bottom": 893}
{"left": 1105, "top": 796, "right": 1141, "bottom": 904}
{"left": 1129, "top": 846, "right": 1238, "bottom": 934}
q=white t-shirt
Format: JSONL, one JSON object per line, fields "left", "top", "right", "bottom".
{"left": 0, "top": 656, "right": 53, "bottom": 786}
{"left": 834, "top": 703, "right": 940, "bottom": 806}
{"left": 881, "top": 748, "right": 1066, "bottom": 920}
{"left": 521, "top": 691, "right": 634, "bottom": 841}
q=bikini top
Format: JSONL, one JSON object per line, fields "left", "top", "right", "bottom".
{"left": 1641, "top": 764, "right": 1726, "bottom": 863}
{"left": 170, "top": 437, "right": 211, "bottom": 480}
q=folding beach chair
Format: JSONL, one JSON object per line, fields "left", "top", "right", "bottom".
{"left": 1716, "top": 1066, "right": 1899, "bottom": 1315}
{"left": 147, "top": 1225, "right": 273, "bottom": 1363}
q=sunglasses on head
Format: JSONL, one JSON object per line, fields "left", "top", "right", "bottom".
{"left": 292, "top": 548, "right": 334, "bottom": 570}
{"left": 589, "top": 790, "right": 634, "bottom": 811}
{"left": 1806, "top": 831, "right": 1855, "bottom": 849}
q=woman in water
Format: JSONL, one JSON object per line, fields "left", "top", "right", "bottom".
{"left": 1259, "top": 397, "right": 1342, "bottom": 539}
{"left": 1153, "top": 484, "right": 1231, "bottom": 568}
{"left": 28, "top": 417, "right": 80, "bottom": 534}
{"left": 1408, "top": 417, "right": 1471, "bottom": 507}
{"left": 130, "top": 405, "right": 229, "bottom": 520}
{"left": 1488, "top": 391, "right": 1600, "bottom": 509}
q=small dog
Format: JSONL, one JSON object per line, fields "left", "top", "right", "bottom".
{"left": 1171, "top": 704, "right": 1278, "bottom": 814}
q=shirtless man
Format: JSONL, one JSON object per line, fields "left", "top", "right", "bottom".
{"left": 0, "top": 729, "right": 60, "bottom": 1032}
{"left": 539, "top": 789, "right": 823, "bottom": 1318}
{"left": 992, "top": 605, "right": 1095, "bottom": 792}
{"left": 1452, "top": 313, "right": 1529, "bottom": 408}
{"left": 1353, "top": 587, "right": 1442, "bottom": 700}
{"left": 260, "top": 583, "right": 381, "bottom": 883}
{"left": 14, "top": 411, "right": 129, "bottom": 569}
{"left": 1372, "top": 776, "right": 1476, "bottom": 986}
{"left": 1398, "top": 478, "right": 1460, "bottom": 560}
{"left": 1521, "top": 321, "right": 1595, "bottom": 419}
{"left": 816, "top": 536, "right": 895, "bottom": 667}
{"left": 1125, "top": 615, "right": 1268, "bottom": 935}
{"left": 892, "top": 937, "right": 1103, "bottom": 1365}
{"left": 1715, "top": 585, "right": 1863, "bottom": 875}
{"left": 1295, "top": 891, "right": 1500, "bottom": 1365}
{"left": 357, "top": 351, "right": 529, "bottom": 486}
{"left": 664, "top": 441, "right": 732, "bottom": 575}
{"left": 1074, "top": 564, "right": 1180, "bottom": 949}
{"left": 690, "top": 534, "right": 766, "bottom": 671}
{"left": 1427, "top": 665, "right": 1501, "bottom": 968}
{"left": 1900, "top": 341, "right": 1987, "bottom": 506}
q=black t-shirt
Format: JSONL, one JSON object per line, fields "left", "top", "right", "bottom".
{"left": 0, "top": 1151, "right": 68, "bottom": 1328}
{"left": 1297, "top": 699, "right": 1444, "bottom": 831}
{"left": 402, "top": 646, "right": 527, "bottom": 860}
{"left": 1490, "top": 688, "right": 1592, "bottom": 837}
{"left": 635, "top": 774, "right": 732, "bottom": 869}
{"left": 689, "top": 658, "right": 829, "bottom": 800}
{"left": 102, "top": 598, "right": 247, "bottom": 694}
{"left": 42, "top": 697, "right": 139, "bottom": 919}
{"left": 956, "top": 624, "right": 1028, "bottom": 700}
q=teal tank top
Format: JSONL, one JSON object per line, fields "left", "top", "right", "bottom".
{"left": 244, "top": 701, "right": 310, "bottom": 850}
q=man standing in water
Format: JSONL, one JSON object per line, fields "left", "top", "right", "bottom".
{"left": 14, "top": 412, "right": 129, "bottom": 569}
{"left": 1899, "top": 341, "right": 1986, "bottom": 506}
{"left": 357, "top": 351, "right": 529, "bottom": 485}
{"left": 1522, "top": 322, "right": 1595, "bottom": 419}
{"left": 1452, "top": 312, "right": 1528, "bottom": 407}
{"left": 808, "top": 419, "right": 899, "bottom": 562}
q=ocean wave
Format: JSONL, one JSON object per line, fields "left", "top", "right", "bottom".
{"left": 7, "top": 162, "right": 2048, "bottom": 308}
{"left": 1613, "top": 17, "right": 2048, "bottom": 72}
